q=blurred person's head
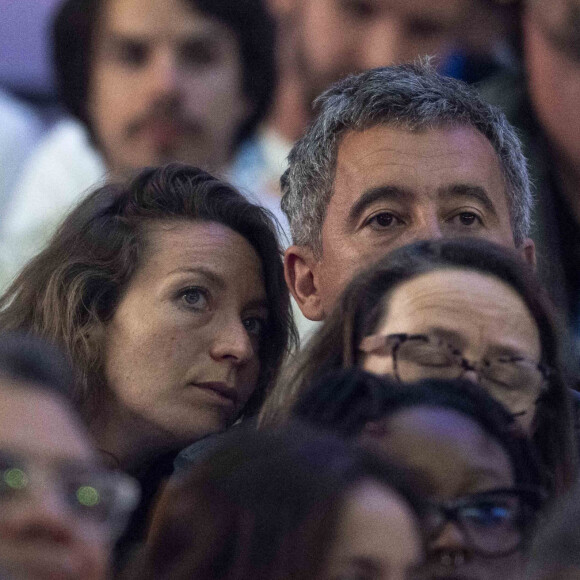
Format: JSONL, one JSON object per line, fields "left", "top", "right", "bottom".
{"left": 282, "top": 61, "right": 535, "bottom": 322}
{"left": 523, "top": 0, "right": 580, "bottom": 178}
{"left": 527, "top": 478, "right": 580, "bottom": 580}
{"left": 53, "top": 0, "right": 276, "bottom": 175}
{"left": 269, "top": 0, "right": 518, "bottom": 103}
{"left": 123, "top": 424, "right": 426, "bottom": 580}
{"left": 293, "top": 369, "right": 546, "bottom": 580}
{"left": 262, "top": 237, "right": 576, "bottom": 493}
{"left": 0, "top": 164, "right": 295, "bottom": 469}
{"left": 0, "top": 333, "right": 138, "bottom": 580}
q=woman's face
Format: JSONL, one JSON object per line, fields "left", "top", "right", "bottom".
{"left": 361, "top": 269, "right": 543, "bottom": 433}
{"left": 322, "top": 480, "right": 423, "bottom": 580}
{"left": 103, "top": 220, "right": 268, "bottom": 448}
{"left": 362, "top": 406, "right": 524, "bottom": 580}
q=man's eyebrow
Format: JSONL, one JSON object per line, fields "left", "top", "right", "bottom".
{"left": 348, "top": 185, "right": 414, "bottom": 228}
{"left": 438, "top": 184, "right": 497, "bottom": 216}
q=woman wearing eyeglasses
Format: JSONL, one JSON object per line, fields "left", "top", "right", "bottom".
{"left": 260, "top": 237, "right": 577, "bottom": 494}
{"left": 0, "top": 333, "right": 139, "bottom": 580}
{"left": 293, "top": 369, "right": 547, "bottom": 580}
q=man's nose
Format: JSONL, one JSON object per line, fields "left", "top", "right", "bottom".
{"left": 148, "top": 48, "right": 181, "bottom": 97}
{"left": 412, "top": 214, "right": 445, "bottom": 242}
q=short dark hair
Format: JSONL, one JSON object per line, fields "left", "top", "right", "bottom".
{"left": 53, "top": 0, "right": 276, "bottom": 145}
{"left": 0, "top": 164, "right": 296, "bottom": 420}
{"left": 0, "top": 331, "right": 74, "bottom": 402}
{"left": 293, "top": 369, "right": 545, "bottom": 491}
{"left": 260, "top": 237, "right": 576, "bottom": 493}
{"left": 122, "top": 424, "right": 426, "bottom": 580}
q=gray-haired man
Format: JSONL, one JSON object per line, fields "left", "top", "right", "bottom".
{"left": 282, "top": 61, "right": 536, "bottom": 322}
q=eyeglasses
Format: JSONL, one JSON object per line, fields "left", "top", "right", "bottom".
{"left": 0, "top": 449, "right": 140, "bottom": 537}
{"left": 425, "top": 487, "right": 546, "bottom": 557}
{"left": 359, "top": 333, "right": 550, "bottom": 414}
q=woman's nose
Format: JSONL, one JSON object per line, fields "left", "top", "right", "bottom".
{"left": 209, "top": 319, "right": 255, "bottom": 365}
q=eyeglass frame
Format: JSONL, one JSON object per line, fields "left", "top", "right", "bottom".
{"left": 359, "top": 333, "right": 552, "bottom": 396}
{"left": 0, "top": 449, "right": 140, "bottom": 538}
{"left": 424, "top": 486, "right": 547, "bottom": 558}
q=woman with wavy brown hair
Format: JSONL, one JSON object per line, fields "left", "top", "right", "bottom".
{"left": 0, "top": 163, "right": 296, "bottom": 472}
{"left": 260, "top": 237, "right": 577, "bottom": 494}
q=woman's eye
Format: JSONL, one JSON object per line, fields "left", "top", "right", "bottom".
{"left": 243, "top": 317, "right": 266, "bottom": 339}
{"left": 366, "top": 212, "right": 402, "bottom": 229}
{"left": 180, "top": 287, "right": 209, "bottom": 310}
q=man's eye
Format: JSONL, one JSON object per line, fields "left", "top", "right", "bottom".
{"left": 115, "top": 41, "right": 148, "bottom": 66}
{"left": 452, "top": 212, "right": 481, "bottom": 226}
{"left": 180, "top": 41, "right": 216, "bottom": 67}
{"left": 340, "top": 0, "right": 377, "bottom": 19}
{"left": 366, "top": 212, "right": 401, "bottom": 229}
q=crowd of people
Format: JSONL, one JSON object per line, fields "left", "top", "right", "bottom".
{"left": 1, "top": 0, "right": 580, "bottom": 579}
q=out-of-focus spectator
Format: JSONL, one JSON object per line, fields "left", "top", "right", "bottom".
{"left": 0, "top": 332, "right": 139, "bottom": 580}
{"left": 0, "top": 0, "right": 277, "bottom": 290}
{"left": 0, "top": 165, "right": 295, "bottom": 555}
{"left": 261, "top": 238, "right": 577, "bottom": 494}
{"left": 280, "top": 62, "right": 534, "bottom": 326}
{"left": 0, "top": 89, "right": 43, "bottom": 209}
{"left": 479, "top": 0, "right": 580, "bottom": 337}
{"left": 527, "top": 478, "right": 580, "bottom": 580}
{"left": 293, "top": 370, "right": 547, "bottom": 580}
{"left": 122, "top": 424, "right": 427, "bottom": 580}
{"left": 253, "top": 0, "right": 521, "bottom": 198}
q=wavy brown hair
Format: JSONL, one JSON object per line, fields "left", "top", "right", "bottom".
{"left": 0, "top": 164, "right": 296, "bottom": 422}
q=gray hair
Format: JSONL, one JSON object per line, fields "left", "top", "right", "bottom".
{"left": 281, "top": 61, "right": 531, "bottom": 255}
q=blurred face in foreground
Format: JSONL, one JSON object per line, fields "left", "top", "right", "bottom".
{"left": 362, "top": 406, "right": 525, "bottom": 580}
{"left": 361, "top": 269, "right": 544, "bottom": 433}
{"left": 0, "top": 383, "right": 111, "bottom": 580}
{"left": 323, "top": 480, "right": 424, "bottom": 580}
{"left": 285, "top": 125, "right": 535, "bottom": 321}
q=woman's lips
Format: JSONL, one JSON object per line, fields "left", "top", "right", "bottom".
{"left": 191, "top": 382, "right": 239, "bottom": 406}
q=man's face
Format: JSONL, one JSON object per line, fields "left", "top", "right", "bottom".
{"left": 0, "top": 384, "right": 111, "bottom": 580}
{"left": 286, "top": 124, "right": 534, "bottom": 320}
{"left": 524, "top": 0, "right": 580, "bottom": 170}
{"left": 88, "top": 0, "right": 250, "bottom": 176}
{"left": 292, "top": 0, "right": 470, "bottom": 100}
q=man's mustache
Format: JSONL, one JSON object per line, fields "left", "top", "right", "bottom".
{"left": 125, "top": 109, "right": 204, "bottom": 139}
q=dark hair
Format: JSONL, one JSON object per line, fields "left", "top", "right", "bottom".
{"left": 122, "top": 424, "right": 426, "bottom": 580}
{"left": 293, "top": 369, "right": 545, "bottom": 490}
{"left": 260, "top": 237, "right": 576, "bottom": 493}
{"left": 53, "top": 0, "right": 276, "bottom": 146}
{"left": 527, "top": 478, "right": 580, "bottom": 579}
{"left": 0, "top": 164, "right": 296, "bottom": 420}
{"left": 0, "top": 331, "right": 75, "bottom": 402}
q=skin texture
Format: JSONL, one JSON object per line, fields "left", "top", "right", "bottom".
{"left": 0, "top": 384, "right": 110, "bottom": 580}
{"left": 322, "top": 481, "right": 423, "bottom": 580}
{"left": 362, "top": 406, "right": 524, "bottom": 580}
{"left": 362, "top": 269, "right": 542, "bottom": 433}
{"left": 87, "top": 0, "right": 250, "bottom": 176}
{"left": 99, "top": 221, "right": 267, "bottom": 467}
{"left": 286, "top": 125, "right": 535, "bottom": 321}
{"left": 524, "top": 0, "right": 580, "bottom": 172}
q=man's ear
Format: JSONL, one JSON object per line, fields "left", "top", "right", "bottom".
{"left": 520, "top": 237, "right": 536, "bottom": 269}
{"left": 284, "top": 245, "right": 325, "bottom": 321}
